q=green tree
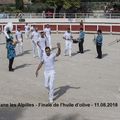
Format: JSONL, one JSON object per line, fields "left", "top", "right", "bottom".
{"left": 15, "top": 0, "right": 24, "bottom": 10}
{"left": 43, "top": 0, "right": 80, "bottom": 10}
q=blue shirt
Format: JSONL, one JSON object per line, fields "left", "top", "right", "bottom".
{"left": 79, "top": 31, "right": 85, "bottom": 40}
{"left": 96, "top": 34, "right": 103, "bottom": 45}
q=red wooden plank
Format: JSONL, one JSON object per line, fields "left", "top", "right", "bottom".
{"left": 71, "top": 25, "right": 82, "bottom": 31}
{"left": 58, "top": 25, "right": 70, "bottom": 31}
{"left": 17, "top": 25, "right": 25, "bottom": 31}
{"left": 34, "top": 25, "right": 43, "bottom": 30}
{"left": 98, "top": 26, "right": 110, "bottom": 32}
{"left": 112, "top": 26, "right": 120, "bottom": 32}
{"left": 85, "top": 25, "right": 97, "bottom": 31}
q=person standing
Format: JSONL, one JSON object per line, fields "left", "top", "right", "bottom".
{"left": 96, "top": 29, "right": 103, "bottom": 59}
{"left": 15, "top": 27, "right": 23, "bottom": 55}
{"left": 37, "top": 31, "right": 47, "bottom": 60}
{"left": 78, "top": 28, "right": 85, "bottom": 53}
{"left": 6, "top": 30, "right": 17, "bottom": 71}
{"left": 44, "top": 24, "right": 52, "bottom": 49}
{"left": 24, "top": 23, "right": 30, "bottom": 39}
{"left": 31, "top": 27, "right": 40, "bottom": 58}
{"left": 63, "top": 28, "right": 73, "bottom": 56}
{"left": 35, "top": 43, "right": 61, "bottom": 103}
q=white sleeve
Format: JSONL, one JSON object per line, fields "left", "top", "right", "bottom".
{"left": 4, "top": 26, "right": 9, "bottom": 39}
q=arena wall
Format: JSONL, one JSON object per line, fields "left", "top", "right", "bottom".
{"left": 0, "top": 18, "right": 120, "bottom": 34}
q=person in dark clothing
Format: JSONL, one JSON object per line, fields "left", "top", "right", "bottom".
{"left": 6, "top": 30, "right": 17, "bottom": 71}
{"left": 78, "top": 28, "right": 85, "bottom": 53}
{"left": 96, "top": 29, "right": 103, "bottom": 59}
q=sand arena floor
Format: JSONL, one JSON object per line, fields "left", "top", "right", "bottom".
{"left": 0, "top": 33, "right": 120, "bottom": 120}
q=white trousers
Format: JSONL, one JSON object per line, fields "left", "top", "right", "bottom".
{"left": 44, "top": 70, "right": 55, "bottom": 100}
{"left": 64, "top": 40, "right": 72, "bottom": 56}
{"left": 46, "top": 35, "right": 52, "bottom": 49}
{"left": 25, "top": 31, "right": 30, "bottom": 39}
{"left": 31, "top": 41, "right": 40, "bottom": 58}
{"left": 16, "top": 39, "right": 23, "bottom": 55}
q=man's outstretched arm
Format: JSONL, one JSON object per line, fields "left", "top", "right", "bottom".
{"left": 35, "top": 61, "right": 43, "bottom": 77}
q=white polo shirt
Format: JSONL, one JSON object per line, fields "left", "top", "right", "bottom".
{"left": 38, "top": 37, "right": 47, "bottom": 51}
{"left": 42, "top": 53, "right": 56, "bottom": 71}
{"left": 31, "top": 31, "right": 40, "bottom": 43}
{"left": 63, "top": 31, "right": 72, "bottom": 40}
{"left": 44, "top": 27, "right": 51, "bottom": 37}
{"left": 16, "top": 31, "right": 22, "bottom": 40}
{"left": 25, "top": 25, "right": 30, "bottom": 32}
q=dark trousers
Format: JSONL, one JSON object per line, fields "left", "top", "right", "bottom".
{"left": 9, "top": 57, "right": 14, "bottom": 71}
{"left": 78, "top": 39, "right": 84, "bottom": 53}
{"left": 96, "top": 44, "right": 102, "bottom": 58}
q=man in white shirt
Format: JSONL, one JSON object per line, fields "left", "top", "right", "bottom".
{"left": 15, "top": 27, "right": 23, "bottom": 55}
{"left": 44, "top": 24, "right": 52, "bottom": 49}
{"left": 35, "top": 43, "right": 61, "bottom": 103}
{"left": 31, "top": 27, "right": 40, "bottom": 58}
{"left": 37, "top": 31, "right": 47, "bottom": 60}
{"left": 24, "top": 23, "right": 30, "bottom": 39}
{"left": 63, "top": 28, "right": 73, "bottom": 56}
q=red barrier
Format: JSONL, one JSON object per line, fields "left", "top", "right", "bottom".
{"left": 0, "top": 23, "right": 120, "bottom": 33}
{"left": 98, "top": 26, "right": 110, "bottom": 32}
{"left": 71, "top": 25, "right": 81, "bottom": 31}
{"left": 85, "top": 25, "right": 97, "bottom": 31}
{"left": 112, "top": 26, "right": 120, "bottom": 32}
{"left": 17, "top": 25, "right": 24, "bottom": 31}
{"left": 58, "top": 25, "right": 70, "bottom": 31}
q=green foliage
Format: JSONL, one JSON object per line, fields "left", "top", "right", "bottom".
{"left": 15, "top": 0, "right": 24, "bottom": 10}
{"left": 42, "top": 0, "right": 80, "bottom": 10}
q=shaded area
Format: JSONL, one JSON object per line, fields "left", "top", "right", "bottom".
{"left": 72, "top": 49, "right": 91, "bottom": 56}
{"left": 54, "top": 85, "right": 80, "bottom": 101}
{"left": 102, "top": 53, "right": 108, "bottom": 58}
{"left": 0, "top": 107, "right": 24, "bottom": 120}
{"left": 15, "top": 63, "right": 32, "bottom": 70}
{"left": 46, "top": 114, "right": 80, "bottom": 120}
{"left": 16, "top": 50, "right": 32, "bottom": 57}
{"left": 0, "top": 42, "right": 5, "bottom": 45}
{"left": 71, "top": 52, "right": 79, "bottom": 56}
{"left": 84, "top": 49, "right": 91, "bottom": 53}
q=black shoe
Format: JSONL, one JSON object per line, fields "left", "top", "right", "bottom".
{"left": 77, "top": 51, "right": 80, "bottom": 53}
{"left": 96, "top": 56, "right": 102, "bottom": 59}
{"left": 81, "top": 52, "right": 84, "bottom": 54}
{"left": 9, "top": 68, "right": 14, "bottom": 72}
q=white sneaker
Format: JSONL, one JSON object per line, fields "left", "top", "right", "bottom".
{"left": 33, "top": 55, "right": 36, "bottom": 58}
{"left": 49, "top": 98, "right": 53, "bottom": 103}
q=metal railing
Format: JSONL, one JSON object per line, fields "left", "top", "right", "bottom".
{"left": 0, "top": 12, "right": 120, "bottom": 19}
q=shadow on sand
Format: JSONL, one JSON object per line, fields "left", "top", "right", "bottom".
{"left": 54, "top": 85, "right": 80, "bottom": 101}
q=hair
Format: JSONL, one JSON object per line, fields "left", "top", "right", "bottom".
{"left": 45, "top": 47, "right": 50, "bottom": 51}
{"left": 80, "top": 28, "right": 83, "bottom": 30}
{"left": 67, "top": 28, "right": 70, "bottom": 30}
{"left": 7, "top": 30, "right": 11, "bottom": 34}
{"left": 40, "top": 31, "right": 44, "bottom": 34}
{"left": 97, "top": 29, "right": 102, "bottom": 33}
